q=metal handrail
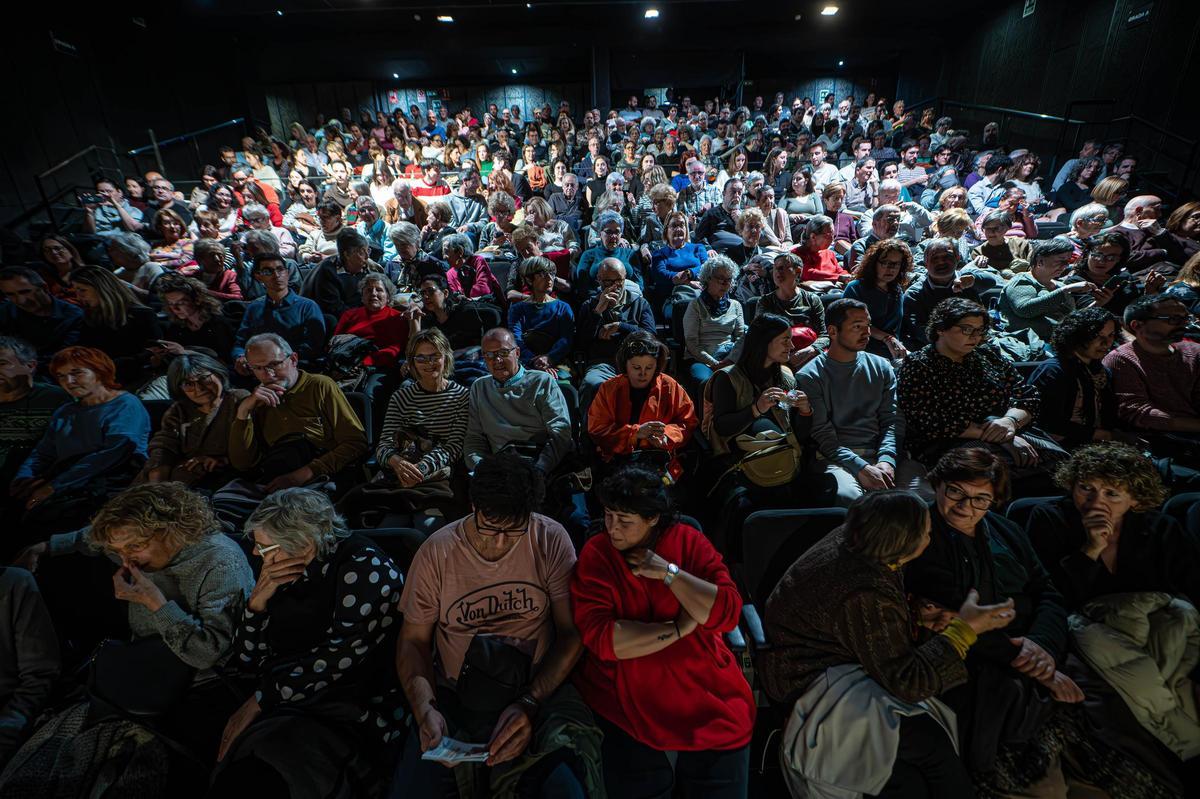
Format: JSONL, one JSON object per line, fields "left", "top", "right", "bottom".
{"left": 126, "top": 118, "right": 248, "bottom": 156}
{"left": 1111, "top": 115, "right": 1194, "bottom": 147}
{"left": 940, "top": 100, "right": 1085, "bottom": 125}
{"left": 37, "top": 144, "right": 119, "bottom": 180}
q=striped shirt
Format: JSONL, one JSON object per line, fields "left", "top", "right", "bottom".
{"left": 377, "top": 380, "right": 470, "bottom": 478}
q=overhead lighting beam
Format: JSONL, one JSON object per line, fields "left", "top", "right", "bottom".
{"left": 644, "top": 8, "right": 659, "bottom": 19}
{"left": 436, "top": 15, "right": 454, "bottom": 23}
{"left": 821, "top": 5, "right": 839, "bottom": 15}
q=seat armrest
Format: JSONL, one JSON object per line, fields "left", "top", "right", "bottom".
{"left": 742, "top": 604, "right": 769, "bottom": 650}
{"left": 724, "top": 625, "right": 747, "bottom": 652}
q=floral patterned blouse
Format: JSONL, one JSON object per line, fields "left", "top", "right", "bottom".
{"left": 897, "top": 343, "right": 1040, "bottom": 460}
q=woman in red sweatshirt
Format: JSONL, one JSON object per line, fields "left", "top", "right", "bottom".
{"left": 571, "top": 466, "right": 754, "bottom": 798}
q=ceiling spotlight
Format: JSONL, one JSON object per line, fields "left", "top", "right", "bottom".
{"left": 511, "top": 68, "right": 518, "bottom": 74}
{"left": 794, "top": 13, "right": 802, "bottom": 20}
{"left": 436, "top": 15, "right": 454, "bottom": 23}
{"left": 392, "top": 72, "right": 399, "bottom": 79}
{"left": 838, "top": 60, "right": 844, "bottom": 66}
{"left": 821, "top": 5, "right": 839, "bottom": 15}
{"left": 276, "top": 9, "right": 283, "bottom": 16}
{"left": 645, "top": 8, "right": 659, "bottom": 18}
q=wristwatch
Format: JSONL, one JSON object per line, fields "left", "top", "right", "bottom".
{"left": 663, "top": 562, "right": 680, "bottom": 586}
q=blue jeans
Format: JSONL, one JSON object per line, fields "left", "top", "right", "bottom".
{"left": 687, "top": 362, "right": 715, "bottom": 387}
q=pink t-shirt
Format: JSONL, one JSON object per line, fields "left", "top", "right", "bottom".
{"left": 399, "top": 513, "right": 576, "bottom": 682}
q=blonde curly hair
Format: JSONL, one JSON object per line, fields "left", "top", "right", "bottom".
{"left": 90, "top": 482, "right": 216, "bottom": 551}
{"left": 1053, "top": 442, "right": 1167, "bottom": 511}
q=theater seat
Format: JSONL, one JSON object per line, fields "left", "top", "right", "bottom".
{"left": 1004, "top": 495, "right": 1062, "bottom": 532}
{"left": 1162, "top": 492, "right": 1200, "bottom": 544}
{"left": 740, "top": 508, "right": 847, "bottom": 652}
{"left": 356, "top": 527, "right": 427, "bottom": 576}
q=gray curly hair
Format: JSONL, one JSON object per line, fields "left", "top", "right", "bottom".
{"left": 244, "top": 487, "right": 350, "bottom": 559}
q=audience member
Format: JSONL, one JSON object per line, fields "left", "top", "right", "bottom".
{"left": 577, "top": 259, "right": 656, "bottom": 397}
{"left": 156, "top": 273, "right": 237, "bottom": 362}
{"left": 0, "top": 337, "right": 68, "bottom": 490}
{"left": 997, "top": 236, "right": 1091, "bottom": 343}
{"left": 756, "top": 253, "right": 829, "bottom": 368}
{"left": 571, "top": 466, "right": 753, "bottom": 797}
{"left": 900, "top": 237, "right": 991, "bottom": 349}
{"left": 0, "top": 267, "right": 83, "bottom": 363}
{"left": 332, "top": 272, "right": 416, "bottom": 369}
{"left": 211, "top": 488, "right": 403, "bottom": 795}
{"left": 137, "top": 353, "right": 246, "bottom": 488}
{"left": 0, "top": 564, "right": 58, "bottom": 768}
{"left": 843, "top": 238, "right": 912, "bottom": 359}
{"left": 508, "top": 257, "right": 575, "bottom": 378}
{"left": 1103, "top": 295, "right": 1200, "bottom": 462}
{"left": 394, "top": 453, "right": 597, "bottom": 797}
{"left": 682, "top": 256, "right": 745, "bottom": 388}
{"left": 442, "top": 233, "right": 503, "bottom": 306}
{"left": 232, "top": 253, "right": 327, "bottom": 368}
{"left": 762, "top": 490, "right": 1011, "bottom": 798}
{"left": 11, "top": 347, "right": 150, "bottom": 549}
{"left": 798, "top": 299, "right": 909, "bottom": 505}
{"left": 72, "top": 265, "right": 162, "bottom": 390}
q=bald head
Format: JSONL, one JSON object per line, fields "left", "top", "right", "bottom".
{"left": 481, "top": 327, "right": 516, "bottom": 349}
{"left": 597, "top": 258, "right": 626, "bottom": 280}
{"left": 1123, "top": 195, "right": 1162, "bottom": 222}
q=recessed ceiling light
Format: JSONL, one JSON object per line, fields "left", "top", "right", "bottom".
{"left": 821, "top": 5, "right": 839, "bottom": 15}
{"left": 392, "top": 72, "right": 399, "bottom": 78}
{"left": 276, "top": 9, "right": 283, "bottom": 16}
{"left": 794, "top": 13, "right": 802, "bottom": 20}
{"left": 436, "top": 15, "right": 454, "bottom": 23}
{"left": 511, "top": 68, "right": 518, "bottom": 74}
{"left": 838, "top": 60, "right": 844, "bottom": 66}
{"left": 644, "top": 8, "right": 659, "bottom": 18}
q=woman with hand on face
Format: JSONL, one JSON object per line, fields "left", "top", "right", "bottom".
{"left": 156, "top": 272, "right": 237, "bottom": 363}
{"left": 571, "top": 466, "right": 754, "bottom": 799}
{"left": 210, "top": 488, "right": 404, "bottom": 797}
{"left": 1063, "top": 231, "right": 1161, "bottom": 319}
{"left": 843, "top": 238, "right": 913, "bottom": 360}
{"left": 138, "top": 353, "right": 247, "bottom": 488}
{"left": 3, "top": 483, "right": 253, "bottom": 793}
{"left": 148, "top": 208, "right": 195, "bottom": 268}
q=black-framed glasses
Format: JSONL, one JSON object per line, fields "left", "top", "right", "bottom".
{"left": 473, "top": 510, "right": 529, "bottom": 536}
{"left": 598, "top": 277, "right": 624, "bottom": 287}
{"left": 481, "top": 347, "right": 517, "bottom": 361}
{"left": 255, "top": 265, "right": 289, "bottom": 277}
{"left": 952, "top": 324, "right": 988, "bottom": 338}
{"left": 943, "top": 483, "right": 994, "bottom": 510}
{"left": 181, "top": 372, "right": 215, "bottom": 390}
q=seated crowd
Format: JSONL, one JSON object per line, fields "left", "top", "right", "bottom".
{"left": 0, "top": 88, "right": 1198, "bottom": 798}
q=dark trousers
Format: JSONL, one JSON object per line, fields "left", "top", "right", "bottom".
{"left": 390, "top": 725, "right": 584, "bottom": 799}
{"left": 596, "top": 715, "right": 749, "bottom": 799}
{"left": 867, "top": 715, "right": 974, "bottom": 799}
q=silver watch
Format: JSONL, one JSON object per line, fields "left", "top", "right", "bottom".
{"left": 663, "top": 562, "right": 680, "bottom": 586}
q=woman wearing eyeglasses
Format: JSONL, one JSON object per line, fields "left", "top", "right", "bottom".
{"left": 682, "top": 255, "right": 746, "bottom": 389}
{"left": 571, "top": 465, "right": 753, "bottom": 799}
{"left": 137, "top": 352, "right": 247, "bottom": 488}
{"left": 898, "top": 298, "right": 1044, "bottom": 475}
{"left": 1062, "top": 232, "right": 1165, "bottom": 319}
{"left": 508, "top": 257, "right": 575, "bottom": 379}
{"left": 212, "top": 488, "right": 404, "bottom": 797}
{"left": 588, "top": 332, "right": 698, "bottom": 481}
{"left": 904, "top": 447, "right": 1092, "bottom": 790}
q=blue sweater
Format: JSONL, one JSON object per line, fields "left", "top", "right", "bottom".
{"left": 796, "top": 351, "right": 902, "bottom": 473}
{"left": 575, "top": 246, "right": 639, "bottom": 297}
{"left": 651, "top": 243, "right": 708, "bottom": 295}
{"left": 508, "top": 299, "right": 575, "bottom": 366}
{"left": 16, "top": 392, "right": 150, "bottom": 491}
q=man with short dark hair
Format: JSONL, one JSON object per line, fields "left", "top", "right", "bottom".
{"left": 807, "top": 143, "right": 840, "bottom": 191}
{"left": 895, "top": 141, "right": 928, "bottom": 191}
{"left": 232, "top": 254, "right": 326, "bottom": 372}
{"left": 322, "top": 161, "right": 354, "bottom": 210}
{"left": 306, "top": 228, "right": 380, "bottom": 318}
{"left": 0, "top": 268, "right": 83, "bottom": 362}
{"left": 410, "top": 161, "right": 451, "bottom": 201}
{"left": 448, "top": 169, "right": 488, "bottom": 229}
{"left": 81, "top": 178, "right": 144, "bottom": 235}
{"left": 798, "top": 298, "right": 912, "bottom": 506}
{"left": 142, "top": 178, "right": 193, "bottom": 229}
{"left": 1103, "top": 295, "right": 1200, "bottom": 461}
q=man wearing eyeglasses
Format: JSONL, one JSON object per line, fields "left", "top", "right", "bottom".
{"left": 902, "top": 239, "right": 996, "bottom": 350}
{"left": 463, "top": 328, "right": 573, "bottom": 480}
{"left": 676, "top": 157, "right": 721, "bottom": 222}
{"left": 847, "top": 204, "right": 902, "bottom": 272}
{"left": 395, "top": 453, "right": 593, "bottom": 791}
{"left": 577, "top": 260, "right": 656, "bottom": 401}
{"left": 231, "top": 254, "right": 326, "bottom": 375}
{"left": 1103, "top": 295, "right": 1200, "bottom": 464}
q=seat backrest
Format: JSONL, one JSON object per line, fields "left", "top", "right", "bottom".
{"left": 558, "top": 382, "right": 581, "bottom": 440}
{"left": 742, "top": 295, "right": 759, "bottom": 321}
{"left": 1004, "top": 495, "right": 1062, "bottom": 532}
{"left": 743, "top": 507, "right": 847, "bottom": 607}
{"left": 141, "top": 398, "right": 173, "bottom": 432}
{"left": 669, "top": 297, "right": 692, "bottom": 347}
{"left": 345, "top": 391, "right": 373, "bottom": 447}
{"left": 1162, "top": 492, "right": 1200, "bottom": 531}
{"left": 358, "top": 527, "right": 427, "bottom": 576}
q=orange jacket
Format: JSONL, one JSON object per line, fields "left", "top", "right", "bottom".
{"left": 588, "top": 373, "right": 698, "bottom": 472}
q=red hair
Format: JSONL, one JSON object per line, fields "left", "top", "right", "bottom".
{"left": 49, "top": 346, "right": 121, "bottom": 389}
